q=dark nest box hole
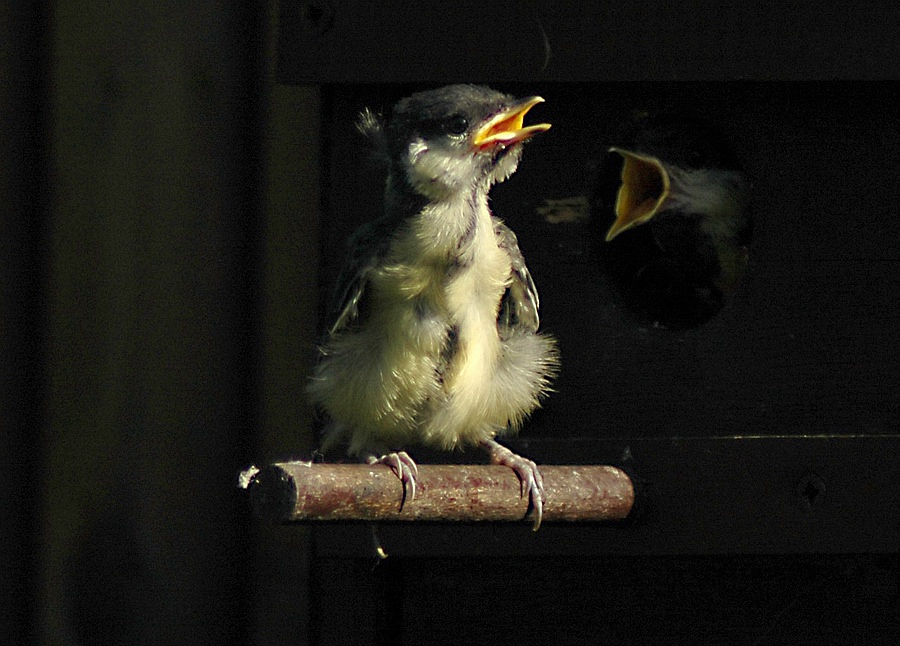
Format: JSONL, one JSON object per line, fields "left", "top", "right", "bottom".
{"left": 591, "top": 111, "right": 752, "bottom": 330}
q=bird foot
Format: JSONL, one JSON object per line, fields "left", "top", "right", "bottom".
{"left": 366, "top": 451, "right": 419, "bottom": 510}
{"left": 480, "top": 439, "right": 545, "bottom": 530}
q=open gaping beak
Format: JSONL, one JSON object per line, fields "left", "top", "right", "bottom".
{"left": 605, "top": 147, "right": 671, "bottom": 242}
{"left": 473, "top": 96, "right": 551, "bottom": 149}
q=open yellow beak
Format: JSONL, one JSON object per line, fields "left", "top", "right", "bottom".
{"left": 605, "top": 147, "right": 671, "bottom": 242}
{"left": 472, "top": 96, "right": 551, "bottom": 149}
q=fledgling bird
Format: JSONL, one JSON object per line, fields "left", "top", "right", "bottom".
{"left": 592, "top": 112, "right": 752, "bottom": 329}
{"left": 308, "top": 85, "right": 559, "bottom": 528}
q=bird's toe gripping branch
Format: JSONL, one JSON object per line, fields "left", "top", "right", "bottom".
{"left": 367, "top": 451, "right": 420, "bottom": 509}
{"left": 481, "top": 439, "right": 546, "bottom": 531}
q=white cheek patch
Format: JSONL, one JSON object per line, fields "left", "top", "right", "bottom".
{"left": 403, "top": 138, "right": 478, "bottom": 199}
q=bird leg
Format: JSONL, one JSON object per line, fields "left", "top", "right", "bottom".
{"left": 365, "top": 451, "right": 419, "bottom": 510}
{"left": 479, "top": 438, "right": 545, "bottom": 530}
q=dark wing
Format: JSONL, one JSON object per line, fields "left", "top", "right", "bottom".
{"left": 323, "top": 109, "right": 393, "bottom": 336}
{"left": 494, "top": 219, "right": 541, "bottom": 333}
{"left": 325, "top": 219, "right": 392, "bottom": 336}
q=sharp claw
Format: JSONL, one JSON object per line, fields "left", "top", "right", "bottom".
{"left": 393, "top": 451, "right": 418, "bottom": 504}
{"left": 520, "top": 466, "right": 544, "bottom": 531}
{"left": 530, "top": 482, "right": 544, "bottom": 531}
{"left": 367, "top": 451, "right": 420, "bottom": 510}
{"left": 481, "top": 439, "right": 546, "bottom": 531}
{"left": 402, "top": 459, "right": 416, "bottom": 503}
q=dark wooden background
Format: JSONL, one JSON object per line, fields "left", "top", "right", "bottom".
{"left": 3, "top": 2, "right": 899, "bottom": 645}
{"left": 305, "top": 80, "right": 900, "bottom": 644}
{"left": 286, "top": 3, "right": 900, "bottom": 644}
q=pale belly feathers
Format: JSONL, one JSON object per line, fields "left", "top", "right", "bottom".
{"left": 310, "top": 199, "right": 555, "bottom": 455}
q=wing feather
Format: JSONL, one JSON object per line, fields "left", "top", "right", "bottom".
{"left": 494, "top": 219, "right": 541, "bottom": 333}
{"left": 325, "top": 220, "right": 391, "bottom": 336}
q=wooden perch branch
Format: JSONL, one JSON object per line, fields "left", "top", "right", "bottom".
{"left": 241, "top": 462, "right": 634, "bottom": 524}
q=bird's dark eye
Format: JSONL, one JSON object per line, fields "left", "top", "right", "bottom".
{"left": 442, "top": 114, "right": 469, "bottom": 136}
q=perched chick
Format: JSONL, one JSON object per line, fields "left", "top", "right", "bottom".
{"left": 308, "top": 85, "right": 559, "bottom": 528}
{"left": 592, "top": 112, "right": 752, "bottom": 329}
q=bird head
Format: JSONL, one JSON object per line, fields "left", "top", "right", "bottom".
{"left": 382, "top": 85, "right": 551, "bottom": 201}
{"left": 592, "top": 111, "right": 753, "bottom": 329}
{"left": 602, "top": 112, "right": 749, "bottom": 244}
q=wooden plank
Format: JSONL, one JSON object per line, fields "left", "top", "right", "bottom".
{"left": 45, "top": 2, "right": 264, "bottom": 643}
{"left": 0, "top": 3, "right": 46, "bottom": 643}
{"left": 312, "top": 435, "right": 900, "bottom": 556}
{"left": 278, "top": 3, "right": 900, "bottom": 83}
{"left": 352, "top": 554, "right": 900, "bottom": 645}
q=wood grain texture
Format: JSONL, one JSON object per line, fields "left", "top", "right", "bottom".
{"left": 247, "top": 462, "right": 634, "bottom": 523}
